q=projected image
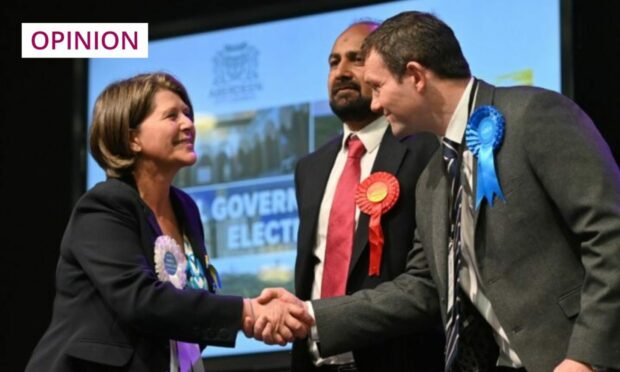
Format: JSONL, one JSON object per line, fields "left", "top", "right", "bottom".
{"left": 175, "top": 104, "right": 310, "bottom": 188}
{"left": 174, "top": 100, "right": 339, "bottom": 301}
{"left": 191, "top": 176, "right": 298, "bottom": 297}
{"left": 86, "top": 0, "right": 561, "bottom": 359}
{"left": 170, "top": 103, "right": 311, "bottom": 300}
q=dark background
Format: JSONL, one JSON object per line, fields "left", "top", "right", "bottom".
{"left": 2, "top": 0, "right": 619, "bottom": 370}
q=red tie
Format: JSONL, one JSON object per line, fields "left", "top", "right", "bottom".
{"left": 321, "top": 135, "right": 366, "bottom": 298}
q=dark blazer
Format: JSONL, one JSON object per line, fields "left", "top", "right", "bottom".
{"left": 293, "top": 125, "right": 443, "bottom": 372}
{"left": 26, "top": 177, "right": 243, "bottom": 372}
{"left": 311, "top": 81, "right": 620, "bottom": 371}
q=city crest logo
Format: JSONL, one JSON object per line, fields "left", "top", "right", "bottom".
{"left": 210, "top": 42, "right": 262, "bottom": 101}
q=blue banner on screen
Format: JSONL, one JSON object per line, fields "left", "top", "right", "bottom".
{"left": 86, "top": 0, "right": 561, "bottom": 357}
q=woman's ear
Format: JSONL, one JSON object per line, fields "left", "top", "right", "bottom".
{"left": 129, "top": 130, "right": 142, "bottom": 153}
{"left": 404, "top": 61, "right": 427, "bottom": 93}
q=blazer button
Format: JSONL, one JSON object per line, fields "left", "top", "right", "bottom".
{"left": 218, "top": 329, "right": 230, "bottom": 339}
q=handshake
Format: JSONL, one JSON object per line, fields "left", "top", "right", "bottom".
{"left": 241, "top": 288, "right": 314, "bottom": 346}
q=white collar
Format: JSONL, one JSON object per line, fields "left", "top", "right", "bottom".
{"left": 341, "top": 116, "right": 388, "bottom": 154}
{"left": 444, "top": 77, "right": 476, "bottom": 145}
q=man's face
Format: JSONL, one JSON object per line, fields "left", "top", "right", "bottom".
{"left": 328, "top": 24, "right": 377, "bottom": 123}
{"left": 364, "top": 50, "right": 419, "bottom": 136}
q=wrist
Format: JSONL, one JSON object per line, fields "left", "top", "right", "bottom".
{"left": 243, "top": 298, "right": 256, "bottom": 322}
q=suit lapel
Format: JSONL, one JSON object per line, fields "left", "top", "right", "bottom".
{"left": 427, "top": 79, "right": 497, "bottom": 295}
{"left": 428, "top": 152, "right": 451, "bottom": 293}
{"left": 144, "top": 207, "right": 160, "bottom": 268}
{"left": 301, "top": 136, "right": 341, "bottom": 244}
{"left": 296, "top": 136, "right": 341, "bottom": 298}
{"left": 470, "top": 80, "right": 496, "bottom": 229}
{"left": 171, "top": 188, "right": 209, "bottom": 279}
{"left": 349, "top": 126, "right": 406, "bottom": 276}
{"left": 118, "top": 177, "right": 160, "bottom": 269}
{"left": 139, "top": 185, "right": 209, "bottom": 284}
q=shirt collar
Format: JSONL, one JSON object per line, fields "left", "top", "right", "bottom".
{"left": 341, "top": 116, "right": 388, "bottom": 154}
{"left": 444, "top": 77, "right": 476, "bottom": 145}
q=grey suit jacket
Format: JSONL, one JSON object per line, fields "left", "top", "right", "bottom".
{"left": 312, "top": 80, "right": 620, "bottom": 371}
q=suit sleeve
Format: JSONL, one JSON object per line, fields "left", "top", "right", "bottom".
{"left": 311, "top": 229, "right": 440, "bottom": 357}
{"left": 65, "top": 184, "right": 243, "bottom": 346}
{"left": 522, "top": 91, "right": 620, "bottom": 369}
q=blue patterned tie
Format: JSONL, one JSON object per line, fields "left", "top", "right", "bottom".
{"left": 443, "top": 137, "right": 463, "bottom": 372}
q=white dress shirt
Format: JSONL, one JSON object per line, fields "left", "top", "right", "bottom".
{"left": 308, "top": 116, "right": 388, "bottom": 366}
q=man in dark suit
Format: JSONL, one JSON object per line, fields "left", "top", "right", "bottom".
{"left": 291, "top": 21, "right": 442, "bottom": 372}
{"left": 259, "top": 11, "right": 620, "bottom": 372}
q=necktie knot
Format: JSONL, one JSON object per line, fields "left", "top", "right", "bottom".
{"left": 347, "top": 135, "right": 366, "bottom": 159}
{"left": 442, "top": 137, "right": 460, "bottom": 181}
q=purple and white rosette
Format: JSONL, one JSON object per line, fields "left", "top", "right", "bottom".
{"left": 154, "top": 235, "right": 187, "bottom": 289}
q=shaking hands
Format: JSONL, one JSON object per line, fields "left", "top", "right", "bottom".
{"left": 242, "top": 288, "right": 313, "bottom": 346}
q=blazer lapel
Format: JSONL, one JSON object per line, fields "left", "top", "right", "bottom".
{"left": 470, "top": 79, "right": 496, "bottom": 229}
{"left": 303, "top": 137, "right": 341, "bottom": 223}
{"left": 296, "top": 136, "right": 341, "bottom": 298}
{"left": 144, "top": 208, "right": 161, "bottom": 268}
{"left": 171, "top": 188, "right": 209, "bottom": 278}
{"left": 349, "top": 126, "right": 406, "bottom": 276}
{"left": 119, "top": 176, "right": 161, "bottom": 269}
{"left": 428, "top": 152, "right": 451, "bottom": 294}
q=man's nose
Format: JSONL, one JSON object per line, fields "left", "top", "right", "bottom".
{"left": 370, "top": 96, "right": 382, "bottom": 113}
{"left": 335, "top": 60, "right": 354, "bottom": 78}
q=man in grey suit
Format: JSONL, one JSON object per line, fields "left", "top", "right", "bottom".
{"left": 257, "top": 10, "right": 620, "bottom": 372}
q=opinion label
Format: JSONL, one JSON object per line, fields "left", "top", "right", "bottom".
{"left": 22, "top": 23, "right": 148, "bottom": 58}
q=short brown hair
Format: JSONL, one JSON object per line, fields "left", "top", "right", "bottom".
{"left": 89, "top": 72, "right": 193, "bottom": 178}
{"left": 362, "top": 11, "right": 470, "bottom": 80}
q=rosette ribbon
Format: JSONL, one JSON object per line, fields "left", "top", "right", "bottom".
{"left": 355, "top": 172, "right": 400, "bottom": 276}
{"left": 154, "top": 235, "right": 187, "bottom": 289}
{"left": 465, "top": 105, "right": 506, "bottom": 209}
{"left": 205, "top": 254, "right": 223, "bottom": 292}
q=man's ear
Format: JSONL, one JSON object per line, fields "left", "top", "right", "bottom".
{"left": 404, "top": 61, "right": 427, "bottom": 93}
{"left": 129, "top": 130, "right": 141, "bottom": 153}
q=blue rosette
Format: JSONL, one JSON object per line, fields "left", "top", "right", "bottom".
{"left": 465, "top": 105, "right": 506, "bottom": 209}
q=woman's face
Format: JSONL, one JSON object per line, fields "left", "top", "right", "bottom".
{"left": 130, "top": 89, "right": 196, "bottom": 174}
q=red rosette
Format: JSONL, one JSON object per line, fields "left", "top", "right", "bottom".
{"left": 355, "top": 172, "right": 400, "bottom": 276}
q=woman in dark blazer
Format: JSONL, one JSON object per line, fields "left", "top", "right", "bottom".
{"left": 26, "top": 73, "right": 308, "bottom": 371}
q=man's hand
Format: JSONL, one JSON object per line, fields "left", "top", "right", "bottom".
{"left": 242, "top": 289, "right": 314, "bottom": 346}
{"left": 257, "top": 287, "right": 305, "bottom": 308}
{"left": 554, "top": 358, "right": 594, "bottom": 372}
